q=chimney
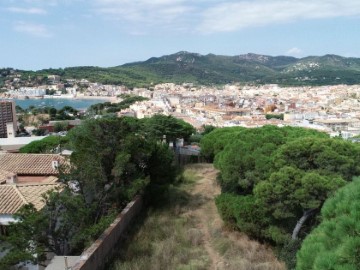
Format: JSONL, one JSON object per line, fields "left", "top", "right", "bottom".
{"left": 6, "top": 173, "right": 17, "bottom": 184}
{"left": 52, "top": 160, "right": 59, "bottom": 170}
{"left": 6, "top": 122, "right": 16, "bottom": 138}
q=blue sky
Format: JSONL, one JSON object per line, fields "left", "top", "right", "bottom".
{"left": 1, "top": 0, "right": 360, "bottom": 70}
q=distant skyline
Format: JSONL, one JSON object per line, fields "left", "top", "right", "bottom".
{"left": 1, "top": 0, "right": 360, "bottom": 70}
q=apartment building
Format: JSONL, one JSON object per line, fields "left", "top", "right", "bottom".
{"left": 0, "top": 100, "right": 17, "bottom": 138}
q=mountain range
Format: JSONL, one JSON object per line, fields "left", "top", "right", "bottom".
{"left": 4, "top": 51, "right": 360, "bottom": 88}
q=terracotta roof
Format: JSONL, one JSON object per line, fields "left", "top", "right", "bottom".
{"left": 0, "top": 154, "right": 64, "bottom": 175}
{"left": 0, "top": 183, "right": 61, "bottom": 214}
{"left": 17, "top": 183, "right": 60, "bottom": 211}
{"left": 0, "top": 185, "right": 26, "bottom": 214}
{"left": 0, "top": 169, "right": 14, "bottom": 184}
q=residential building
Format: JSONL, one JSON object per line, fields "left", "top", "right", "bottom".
{"left": 0, "top": 100, "right": 17, "bottom": 138}
{"left": 0, "top": 153, "right": 65, "bottom": 227}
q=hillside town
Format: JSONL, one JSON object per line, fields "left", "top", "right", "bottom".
{"left": 2, "top": 0, "right": 360, "bottom": 268}
{"left": 2, "top": 71, "right": 360, "bottom": 140}
{"left": 122, "top": 83, "right": 360, "bottom": 139}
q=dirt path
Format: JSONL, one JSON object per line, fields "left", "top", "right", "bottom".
{"left": 185, "top": 164, "right": 285, "bottom": 270}
{"left": 111, "top": 163, "right": 285, "bottom": 270}
{"left": 190, "top": 165, "right": 223, "bottom": 269}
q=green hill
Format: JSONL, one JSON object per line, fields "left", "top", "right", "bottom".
{"left": 11, "top": 52, "right": 360, "bottom": 87}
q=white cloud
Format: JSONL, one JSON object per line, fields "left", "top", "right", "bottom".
{"left": 93, "top": 0, "right": 360, "bottom": 35}
{"left": 13, "top": 22, "right": 52, "bottom": 37}
{"left": 198, "top": 0, "right": 360, "bottom": 33}
{"left": 286, "top": 47, "right": 302, "bottom": 56}
{"left": 23, "top": 0, "right": 58, "bottom": 6}
{"left": 6, "top": 7, "right": 47, "bottom": 14}
{"left": 94, "top": 0, "right": 194, "bottom": 30}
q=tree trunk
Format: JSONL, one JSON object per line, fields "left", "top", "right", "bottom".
{"left": 292, "top": 208, "right": 317, "bottom": 240}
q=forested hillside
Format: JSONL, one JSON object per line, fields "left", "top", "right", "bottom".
{"left": 6, "top": 52, "right": 360, "bottom": 88}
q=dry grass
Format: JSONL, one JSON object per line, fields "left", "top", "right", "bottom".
{"left": 21, "top": 113, "right": 50, "bottom": 126}
{"left": 111, "top": 181, "right": 210, "bottom": 270}
{"left": 110, "top": 164, "right": 285, "bottom": 270}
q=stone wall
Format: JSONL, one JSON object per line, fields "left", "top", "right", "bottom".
{"left": 72, "top": 196, "right": 143, "bottom": 270}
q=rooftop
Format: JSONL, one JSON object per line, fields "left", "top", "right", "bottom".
{"left": 0, "top": 154, "right": 64, "bottom": 175}
{"left": 0, "top": 185, "right": 25, "bottom": 215}
{"left": 0, "top": 169, "right": 15, "bottom": 184}
{"left": 0, "top": 182, "right": 61, "bottom": 216}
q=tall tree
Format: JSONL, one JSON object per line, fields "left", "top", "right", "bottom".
{"left": 296, "top": 178, "right": 360, "bottom": 270}
{"left": 143, "top": 114, "right": 195, "bottom": 145}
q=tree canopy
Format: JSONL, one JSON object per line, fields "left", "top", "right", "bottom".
{"left": 296, "top": 178, "right": 360, "bottom": 270}
{"left": 19, "top": 136, "right": 69, "bottom": 153}
{"left": 211, "top": 126, "right": 329, "bottom": 193}
{"left": 1, "top": 116, "right": 184, "bottom": 268}
{"left": 142, "top": 114, "right": 195, "bottom": 145}
{"left": 204, "top": 125, "right": 360, "bottom": 268}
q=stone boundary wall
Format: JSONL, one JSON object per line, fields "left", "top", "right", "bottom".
{"left": 72, "top": 196, "right": 143, "bottom": 270}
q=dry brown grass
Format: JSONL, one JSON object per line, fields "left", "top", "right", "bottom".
{"left": 21, "top": 113, "right": 50, "bottom": 126}
{"left": 111, "top": 164, "right": 285, "bottom": 270}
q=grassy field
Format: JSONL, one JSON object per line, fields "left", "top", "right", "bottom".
{"left": 110, "top": 164, "right": 285, "bottom": 270}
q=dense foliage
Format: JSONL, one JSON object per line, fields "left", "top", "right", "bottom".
{"left": 296, "top": 178, "right": 360, "bottom": 270}
{"left": 266, "top": 114, "right": 284, "bottom": 120}
{"left": 142, "top": 114, "right": 195, "bottom": 145}
{"left": 88, "top": 96, "right": 148, "bottom": 115}
{"left": 200, "top": 126, "right": 245, "bottom": 162}
{"left": 202, "top": 126, "right": 360, "bottom": 268}
{"left": 19, "top": 136, "right": 69, "bottom": 153}
{"left": 17, "top": 105, "right": 78, "bottom": 124}
{"left": 1, "top": 116, "right": 192, "bottom": 268}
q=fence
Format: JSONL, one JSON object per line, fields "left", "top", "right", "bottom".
{"left": 71, "top": 196, "right": 143, "bottom": 270}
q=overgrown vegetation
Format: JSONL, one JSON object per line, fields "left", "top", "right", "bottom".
{"left": 88, "top": 95, "right": 148, "bottom": 115}
{"left": 0, "top": 115, "right": 194, "bottom": 268}
{"left": 111, "top": 173, "right": 210, "bottom": 270}
{"left": 110, "top": 164, "right": 284, "bottom": 270}
{"left": 265, "top": 114, "right": 284, "bottom": 120}
{"left": 201, "top": 126, "right": 360, "bottom": 268}
{"left": 19, "top": 135, "right": 69, "bottom": 153}
{"left": 16, "top": 105, "right": 79, "bottom": 129}
{"left": 20, "top": 105, "right": 78, "bottom": 120}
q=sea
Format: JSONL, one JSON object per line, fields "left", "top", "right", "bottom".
{"left": 4, "top": 98, "right": 109, "bottom": 110}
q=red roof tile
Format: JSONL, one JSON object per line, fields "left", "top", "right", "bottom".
{"left": 0, "top": 183, "right": 62, "bottom": 214}
{"left": 0, "top": 154, "right": 64, "bottom": 175}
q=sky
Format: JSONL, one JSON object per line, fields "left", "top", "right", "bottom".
{"left": 1, "top": 0, "right": 360, "bottom": 70}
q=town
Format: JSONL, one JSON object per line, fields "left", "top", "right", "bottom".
{"left": 2, "top": 70, "right": 360, "bottom": 141}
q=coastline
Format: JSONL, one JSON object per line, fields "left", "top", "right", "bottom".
{"left": 1, "top": 96, "right": 118, "bottom": 110}
{"left": 75, "top": 95, "right": 118, "bottom": 102}
{"left": 1, "top": 95, "right": 118, "bottom": 102}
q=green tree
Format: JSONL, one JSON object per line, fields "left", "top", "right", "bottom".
{"left": 0, "top": 189, "right": 91, "bottom": 268}
{"left": 213, "top": 126, "right": 328, "bottom": 193}
{"left": 143, "top": 114, "right": 195, "bottom": 146}
{"left": 31, "top": 128, "right": 47, "bottom": 136}
{"left": 254, "top": 167, "right": 345, "bottom": 243}
{"left": 200, "top": 126, "right": 245, "bottom": 162}
{"left": 1, "top": 116, "right": 178, "bottom": 268}
{"left": 53, "top": 121, "right": 69, "bottom": 132}
{"left": 20, "top": 136, "right": 69, "bottom": 153}
{"left": 266, "top": 114, "right": 284, "bottom": 120}
{"left": 296, "top": 178, "right": 360, "bottom": 270}
{"left": 201, "top": 125, "right": 216, "bottom": 135}
{"left": 273, "top": 137, "right": 360, "bottom": 181}
{"left": 215, "top": 193, "right": 268, "bottom": 240}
